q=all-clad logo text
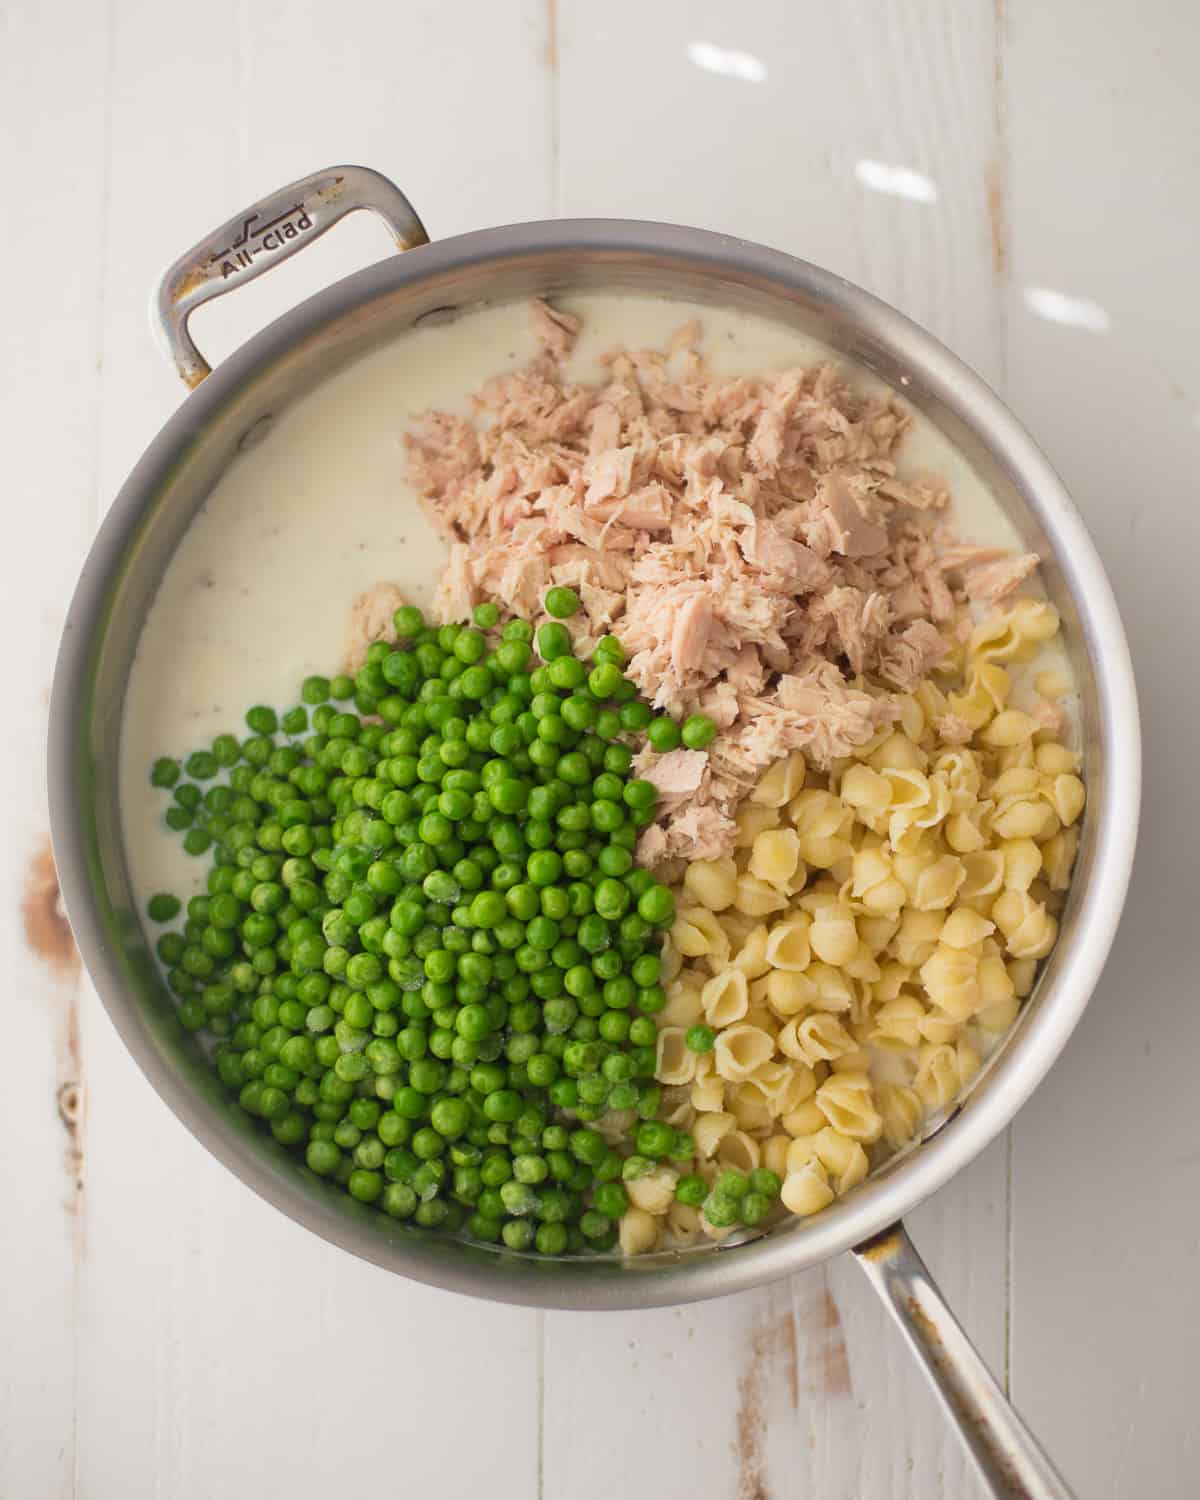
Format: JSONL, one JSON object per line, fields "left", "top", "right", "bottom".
{"left": 212, "top": 204, "right": 314, "bottom": 279}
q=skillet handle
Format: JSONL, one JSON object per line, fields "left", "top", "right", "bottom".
{"left": 853, "top": 1221, "right": 1074, "bottom": 1499}
{"left": 152, "top": 165, "right": 429, "bottom": 388}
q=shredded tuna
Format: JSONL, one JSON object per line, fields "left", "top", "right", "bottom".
{"left": 937, "top": 543, "right": 1040, "bottom": 602}
{"left": 1033, "top": 698, "right": 1067, "bottom": 737}
{"left": 435, "top": 543, "right": 478, "bottom": 623}
{"left": 632, "top": 747, "right": 709, "bottom": 811}
{"left": 654, "top": 801, "right": 738, "bottom": 863}
{"left": 877, "top": 619, "right": 950, "bottom": 691}
{"left": 345, "top": 582, "right": 407, "bottom": 672}
{"left": 934, "top": 713, "right": 974, "bottom": 745}
{"left": 404, "top": 302, "right": 1044, "bottom": 863}
{"left": 530, "top": 298, "right": 582, "bottom": 359}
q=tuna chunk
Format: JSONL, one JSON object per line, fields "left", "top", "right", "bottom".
{"left": 634, "top": 747, "right": 708, "bottom": 806}
{"left": 936, "top": 543, "right": 1040, "bottom": 601}
{"left": 530, "top": 298, "right": 582, "bottom": 359}
{"left": 815, "top": 473, "right": 889, "bottom": 558}
{"left": 400, "top": 300, "right": 1046, "bottom": 862}
{"left": 877, "top": 619, "right": 950, "bottom": 690}
{"left": 345, "top": 582, "right": 407, "bottom": 672}
{"left": 671, "top": 594, "right": 712, "bottom": 675}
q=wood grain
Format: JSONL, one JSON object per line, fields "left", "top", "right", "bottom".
{"left": 72, "top": 4, "right": 553, "bottom": 1496}
{"left": 548, "top": 3, "right": 1006, "bottom": 1494}
{"left": 4, "top": 0, "right": 1197, "bottom": 1494}
{"left": 0, "top": 0, "right": 112, "bottom": 1489}
{"left": 1003, "top": 4, "right": 1200, "bottom": 1495}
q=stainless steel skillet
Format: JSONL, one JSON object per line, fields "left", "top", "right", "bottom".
{"left": 49, "top": 166, "right": 1140, "bottom": 1498}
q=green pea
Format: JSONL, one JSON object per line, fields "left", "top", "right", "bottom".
{"left": 675, "top": 1174, "right": 708, "bottom": 1206}
{"left": 685, "top": 1023, "right": 716, "bottom": 1053}
{"left": 544, "top": 586, "right": 580, "bottom": 619}
{"left": 150, "top": 757, "right": 181, "bottom": 788}
{"left": 647, "top": 717, "right": 682, "bottom": 752}
{"left": 536, "top": 622, "right": 572, "bottom": 661}
{"left": 146, "top": 893, "right": 181, "bottom": 923}
{"left": 680, "top": 713, "right": 717, "bottom": 749}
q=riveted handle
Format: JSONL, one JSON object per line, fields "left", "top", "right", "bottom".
{"left": 854, "top": 1222, "right": 1075, "bottom": 1499}
{"left": 153, "top": 165, "right": 429, "bottom": 388}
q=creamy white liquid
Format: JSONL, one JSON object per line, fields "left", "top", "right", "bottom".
{"left": 119, "top": 292, "right": 1067, "bottom": 912}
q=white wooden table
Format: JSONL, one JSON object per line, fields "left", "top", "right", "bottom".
{"left": 4, "top": 4, "right": 1196, "bottom": 1495}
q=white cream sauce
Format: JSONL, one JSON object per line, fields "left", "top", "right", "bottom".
{"left": 119, "top": 292, "right": 1071, "bottom": 912}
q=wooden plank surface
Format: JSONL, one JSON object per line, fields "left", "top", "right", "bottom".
{"left": 546, "top": 5, "right": 1007, "bottom": 1496}
{"left": 0, "top": 1, "right": 112, "bottom": 1492}
{"left": 2, "top": 0, "right": 1196, "bottom": 1495}
{"left": 74, "top": 4, "right": 552, "bottom": 1497}
{"left": 1003, "top": 5, "right": 1200, "bottom": 1497}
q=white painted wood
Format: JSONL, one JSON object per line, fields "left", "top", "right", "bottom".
{"left": 72, "top": 4, "right": 553, "bottom": 1497}
{"left": 0, "top": 1, "right": 111, "bottom": 1492}
{"left": 544, "top": 1147, "right": 1006, "bottom": 1500}
{"left": 547, "top": 4, "right": 1008, "bottom": 1496}
{"left": 77, "top": 1010, "right": 541, "bottom": 1500}
{"left": 1003, "top": 6, "right": 1200, "bottom": 1497}
{"left": 5, "top": 0, "right": 1198, "bottom": 1493}
{"left": 556, "top": 0, "right": 1004, "bottom": 381}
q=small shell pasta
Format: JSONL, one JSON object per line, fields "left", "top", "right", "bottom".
{"left": 666, "top": 1201, "right": 704, "bottom": 1243}
{"left": 716, "top": 1129, "right": 761, "bottom": 1173}
{"left": 919, "top": 944, "right": 981, "bottom": 1020}
{"left": 992, "top": 889, "right": 1058, "bottom": 960}
{"left": 693, "top": 1111, "right": 736, "bottom": 1159}
{"left": 683, "top": 857, "right": 739, "bottom": 911}
{"left": 781, "top": 1099, "right": 826, "bottom": 1138}
{"left": 1047, "top": 773, "right": 1086, "bottom": 827}
{"left": 655, "top": 1027, "right": 698, "bottom": 1085}
{"left": 654, "top": 604, "right": 1083, "bottom": 1231}
{"left": 731, "top": 923, "right": 772, "bottom": 979}
{"left": 868, "top": 994, "right": 926, "bottom": 1050}
{"left": 781, "top": 1160, "right": 836, "bottom": 1216}
{"left": 751, "top": 752, "right": 807, "bottom": 807}
{"left": 781, "top": 1014, "right": 858, "bottom": 1067}
{"left": 735, "top": 802, "right": 782, "bottom": 846}
{"left": 626, "top": 1167, "right": 678, "bottom": 1215}
{"left": 763, "top": 967, "right": 818, "bottom": 1018}
{"left": 764, "top": 915, "right": 812, "bottom": 971}
{"left": 749, "top": 827, "right": 803, "bottom": 887}
{"left": 815, "top": 1071, "right": 883, "bottom": 1143}
{"left": 672, "top": 905, "right": 731, "bottom": 961}
{"left": 661, "top": 976, "right": 705, "bottom": 1029}
{"left": 808, "top": 904, "right": 859, "bottom": 965}
{"left": 1041, "top": 828, "right": 1079, "bottom": 891}
{"left": 813, "top": 1126, "right": 869, "bottom": 1194}
{"left": 762, "top": 1134, "right": 792, "bottom": 1178}
{"left": 840, "top": 763, "right": 892, "bottom": 816}
{"left": 619, "top": 1207, "right": 661, "bottom": 1256}
{"left": 913, "top": 1043, "right": 961, "bottom": 1114}
{"left": 701, "top": 967, "right": 750, "bottom": 1028}
{"left": 713, "top": 1024, "right": 775, "bottom": 1082}
{"left": 877, "top": 1083, "right": 924, "bottom": 1150}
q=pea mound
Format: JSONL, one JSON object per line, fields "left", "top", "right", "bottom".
{"left": 148, "top": 604, "right": 660, "bottom": 1250}
{"left": 146, "top": 597, "right": 781, "bottom": 1252}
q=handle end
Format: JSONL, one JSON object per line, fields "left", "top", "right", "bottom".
{"left": 152, "top": 165, "right": 429, "bottom": 389}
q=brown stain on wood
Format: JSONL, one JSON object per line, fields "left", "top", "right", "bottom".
{"left": 815, "top": 1280, "right": 852, "bottom": 1397}
{"left": 989, "top": 0, "right": 1010, "bottom": 282}
{"left": 543, "top": 0, "right": 558, "bottom": 69}
{"left": 22, "top": 838, "right": 85, "bottom": 1207}
{"left": 735, "top": 1284, "right": 846, "bottom": 1499}
{"left": 22, "top": 839, "right": 80, "bottom": 974}
{"left": 790, "top": 1265, "right": 853, "bottom": 1400}
{"left": 986, "top": 159, "right": 1008, "bottom": 281}
{"left": 781, "top": 1304, "right": 799, "bottom": 1411}
{"left": 735, "top": 1355, "right": 770, "bottom": 1500}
